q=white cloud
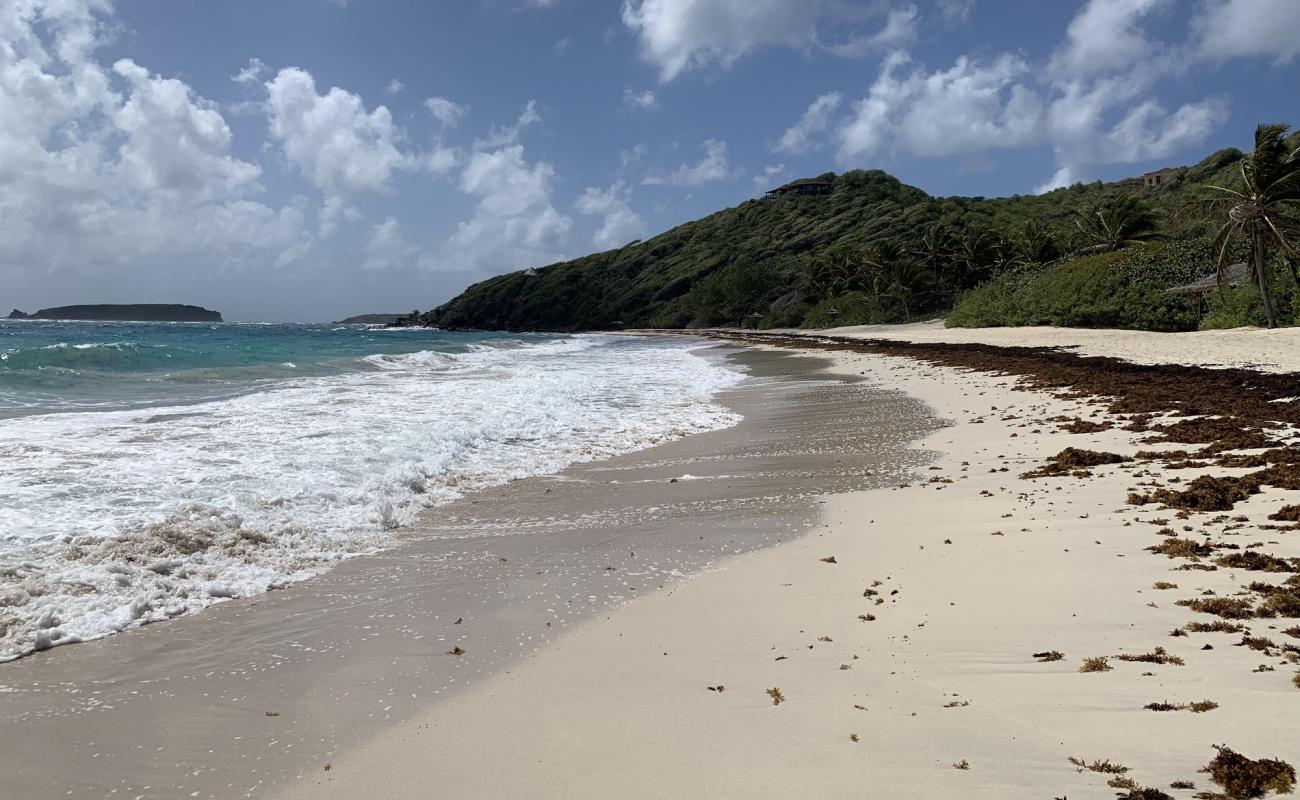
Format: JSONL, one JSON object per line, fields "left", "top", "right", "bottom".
{"left": 1192, "top": 0, "right": 1300, "bottom": 63}
{"left": 620, "top": 143, "right": 648, "bottom": 168}
{"left": 424, "top": 95, "right": 466, "bottom": 127}
{"left": 386, "top": 78, "right": 405, "bottom": 95}
{"left": 0, "top": 1, "right": 309, "bottom": 283}
{"left": 234, "top": 57, "right": 267, "bottom": 84}
{"left": 363, "top": 217, "right": 430, "bottom": 271}
{"left": 575, "top": 181, "right": 646, "bottom": 249}
{"left": 837, "top": 51, "right": 1040, "bottom": 161}
{"left": 473, "top": 100, "right": 540, "bottom": 149}
{"left": 937, "top": 0, "right": 973, "bottom": 25}
{"left": 1048, "top": 0, "right": 1169, "bottom": 79}
{"left": 822, "top": 5, "right": 917, "bottom": 57}
{"left": 643, "top": 139, "right": 733, "bottom": 186}
{"left": 622, "top": 0, "right": 822, "bottom": 81}
{"left": 442, "top": 144, "right": 571, "bottom": 273}
{"left": 263, "top": 67, "right": 417, "bottom": 198}
{"left": 623, "top": 88, "right": 658, "bottom": 109}
{"left": 620, "top": 0, "right": 920, "bottom": 81}
{"left": 112, "top": 59, "right": 262, "bottom": 201}
{"left": 1043, "top": 93, "right": 1230, "bottom": 183}
{"left": 775, "top": 91, "right": 841, "bottom": 153}
{"left": 752, "top": 163, "right": 786, "bottom": 190}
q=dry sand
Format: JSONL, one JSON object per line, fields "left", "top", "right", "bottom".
{"left": 280, "top": 330, "right": 1300, "bottom": 800}
{"left": 815, "top": 319, "right": 1300, "bottom": 373}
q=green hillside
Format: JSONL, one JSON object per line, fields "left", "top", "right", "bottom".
{"left": 414, "top": 133, "right": 1298, "bottom": 333}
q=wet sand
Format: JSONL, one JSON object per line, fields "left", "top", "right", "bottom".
{"left": 0, "top": 346, "right": 936, "bottom": 799}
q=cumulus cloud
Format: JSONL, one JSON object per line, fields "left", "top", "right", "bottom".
{"left": 621, "top": 0, "right": 923, "bottom": 81}
{"left": 643, "top": 139, "right": 733, "bottom": 186}
{"left": 386, "top": 78, "right": 405, "bottom": 94}
{"left": 474, "top": 100, "right": 540, "bottom": 149}
{"left": 819, "top": 16, "right": 1231, "bottom": 196}
{"left": 821, "top": 5, "right": 917, "bottom": 58}
{"left": 1192, "top": 0, "right": 1300, "bottom": 63}
{"left": 113, "top": 59, "right": 263, "bottom": 200}
{"left": 363, "top": 217, "right": 430, "bottom": 271}
{"left": 623, "top": 88, "right": 658, "bottom": 109}
{"left": 0, "top": 0, "right": 309, "bottom": 285}
{"left": 774, "top": 91, "right": 841, "bottom": 153}
{"left": 836, "top": 51, "right": 1040, "bottom": 161}
{"left": 442, "top": 144, "right": 571, "bottom": 273}
{"left": 937, "top": 0, "right": 973, "bottom": 25}
{"left": 1048, "top": 0, "right": 1169, "bottom": 79}
{"left": 264, "top": 67, "right": 417, "bottom": 196}
{"left": 620, "top": 143, "right": 648, "bottom": 167}
{"left": 752, "top": 163, "right": 787, "bottom": 190}
{"left": 424, "top": 95, "right": 466, "bottom": 127}
{"left": 575, "top": 181, "right": 646, "bottom": 249}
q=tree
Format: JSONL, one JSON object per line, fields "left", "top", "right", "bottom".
{"left": 1073, "top": 195, "right": 1162, "bottom": 252}
{"left": 953, "top": 227, "right": 1004, "bottom": 289}
{"left": 880, "top": 258, "right": 934, "bottom": 322}
{"left": 1007, "top": 219, "right": 1060, "bottom": 266}
{"left": 912, "top": 224, "right": 957, "bottom": 300}
{"left": 1190, "top": 123, "right": 1300, "bottom": 328}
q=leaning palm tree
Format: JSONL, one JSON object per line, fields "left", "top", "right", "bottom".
{"left": 1007, "top": 218, "right": 1060, "bottom": 266}
{"left": 954, "top": 227, "right": 1004, "bottom": 288}
{"left": 1187, "top": 123, "right": 1300, "bottom": 328}
{"left": 1074, "top": 194, "right": 1162, "bottom": 253}
{"left": 880, "top": 257, "right": 934, "bottom": 322}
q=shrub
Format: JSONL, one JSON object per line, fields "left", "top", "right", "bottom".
{"left": 947, "top": 247, "right": 1202, "bottom": 331}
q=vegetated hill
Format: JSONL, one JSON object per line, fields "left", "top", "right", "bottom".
{"left": 333, "top": 313, "right": 406, "bottom": 325}
{"left": 7, "top": 304, "right": 222, "bottom": 322}
{"left": 414, "top": 143, "right": 1277, "bottom": 333}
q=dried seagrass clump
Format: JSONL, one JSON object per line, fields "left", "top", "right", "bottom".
{"left": 1199, "top": 745, "right": 1295, "bottom": 799}
{"left": 1022, "top": 448, "right": 1128, "bottom": 479}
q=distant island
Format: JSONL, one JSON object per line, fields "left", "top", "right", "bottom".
{"left": 333, "top": 313, "right": 406, "bottom": 325}
{"left": 8, "top": 304, "right": 223, "bottom": 322}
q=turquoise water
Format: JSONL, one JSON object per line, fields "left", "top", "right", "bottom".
{"left": 0, "top": 320, "right": 540, "bottom": 418}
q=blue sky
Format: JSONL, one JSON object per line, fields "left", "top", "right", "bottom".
{"left": 4, "top": 0, "right": 1299, "bottom": 321}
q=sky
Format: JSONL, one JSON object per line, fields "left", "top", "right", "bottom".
{"left": 3, "top": 0, "right": 1299, "bottom": 322}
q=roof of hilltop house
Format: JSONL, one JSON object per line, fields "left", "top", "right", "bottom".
{"left": 765, "top": 178, "right": 833, "bottom": 197}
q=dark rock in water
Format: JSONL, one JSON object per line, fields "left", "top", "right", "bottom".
{"left": 7, "top": 304, "right": 222, "bottom": 322}
{"left": 333, "top": 313, "right": 406, "bottom": 325}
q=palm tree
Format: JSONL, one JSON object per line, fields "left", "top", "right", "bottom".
{"left": 1007, "top": 219, "right": 1060, "bottom": 266}
{"left": 912, "top": 224, "right": 956, "bottom": 300}
{"left": 1191, "top": 123, "right": 1300, "bottom": 328}
{"left": 879, "top": 257, "right": 934, "bottom": 322}
{"left": 954, "top": 227, "right": 1003, "bottom": 288}
{"left": 1074, "top": 195, "right": 1162, "bottom": 252}
{"left": 797, "top": 260, "right": 834, "bottom": 300}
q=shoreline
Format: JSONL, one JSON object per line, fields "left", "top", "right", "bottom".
{"left": 0, "top": 345, "right": 936, "bottom": 799}
{"left": 280, "top": 329, "right": 1300, "bottom": 799}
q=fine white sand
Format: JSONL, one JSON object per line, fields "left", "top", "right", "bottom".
{"left": 813, "top": 320, "right": 1300, "bottom": 373}
{"left": 279, "top": 334, "right": 1300, "bottom": 799}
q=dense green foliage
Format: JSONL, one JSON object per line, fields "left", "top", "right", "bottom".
{"left": 419, "top": 135, "right": 1298, "bottom": 333}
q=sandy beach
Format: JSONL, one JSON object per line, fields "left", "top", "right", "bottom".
{"left": 278, "top": 326, "right": 1300, "bottom": 800}
{"left": 0, "top": 347, "right": 936, "bottom": 799}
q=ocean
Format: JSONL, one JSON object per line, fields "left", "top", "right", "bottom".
{"left": 0, "top": 321, "right": 745, "bottom": 661}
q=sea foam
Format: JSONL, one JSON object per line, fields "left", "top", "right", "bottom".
{"left": 0, "top": 335, "right": 744, "bottom": 661}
